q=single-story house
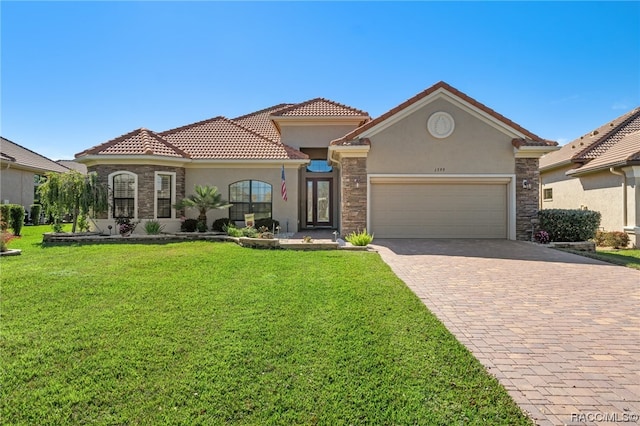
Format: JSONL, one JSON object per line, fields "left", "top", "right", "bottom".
{"left": 539, "top": 107, "right": 640, "bottom": 246}
{"left": 0, "top": 136, "right": 71, "bottom": 211}
{"left": 75, "top": 81, "right": 558, "bottom": 239}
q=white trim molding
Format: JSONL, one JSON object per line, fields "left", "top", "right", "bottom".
{"left": 359, "top": 88, "right": 530, "bottom": 141}
{"left": 108, "top": 170, "right": 138, "bottom": 220}
{"left": 154, "top": 171, "right": 177, "bottom": 219}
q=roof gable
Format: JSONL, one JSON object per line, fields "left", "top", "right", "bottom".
{"left": 271, "top": 98, "right": 369, "bottom": 119}
{"left": 540, "top": 107, "right": 640, "bottom": 171}
{"left": 76, "top": 128, "right": 189, "bottom": 158}
{"left": 161, "top": 117, "right": 307, "bottom": 160}
{"left": 1, "top": 137, "right": 70, "bottom": 173}
{"left": 332, "top": 81, "right": 555, "bottom": 147}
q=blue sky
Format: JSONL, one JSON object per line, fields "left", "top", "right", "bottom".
{"left": 2, "top": 1, "right": 639, "bottom": 161}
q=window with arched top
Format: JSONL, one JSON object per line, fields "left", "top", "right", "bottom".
{"left": 229, "top": 180, "right": 272, "bottom": 221}
{"left": 111, "top": 172, "right": 136, "bottom": 218}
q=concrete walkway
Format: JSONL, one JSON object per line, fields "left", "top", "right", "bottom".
{"left": 372, "top": 239, "right": 640, "bottom": 426}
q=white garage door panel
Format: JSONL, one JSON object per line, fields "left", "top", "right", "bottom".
{"left": 370, "top": 183, "right": 507, "bottom": 238}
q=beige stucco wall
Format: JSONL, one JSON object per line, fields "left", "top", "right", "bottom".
{"left": 185, "top": 166, "right": 301, "bottom": 233}
{"left": 367, "top": 98, "right": 515, "bottom": 174}
{"left": 280, "top": 124, "right": 360, "bottom": 149}
{"left": 626, "top": 167, "right": 640, "bottom": 235}
{"left": 541, "top": 166, "right": 626, "bottom": 232}
{"left": 0, "top": 168, "right": 36, "bottom": 208}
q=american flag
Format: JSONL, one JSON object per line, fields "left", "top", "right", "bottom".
{"left": 281, "top": 165, "right": 288, "bottom": 201}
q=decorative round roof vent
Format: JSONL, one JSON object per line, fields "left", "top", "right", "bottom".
{"left": 427, "top": 111, "right": 455, "bottom": 139}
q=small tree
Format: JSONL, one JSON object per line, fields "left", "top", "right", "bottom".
{"left": 38, "top": 171, "right": 108, "bottom": 233}
{"left": 30, "top": 204, "right": 42, "bottom": 225}
{"left": 173, "top": 185, "right": 231, "bottom": 229}
{"left": 9, "top": 205, "right": 25, "bottom": 236}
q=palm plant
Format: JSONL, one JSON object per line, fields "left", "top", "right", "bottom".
{"left": 173, "top": 185, "right": 232, "bottom": 227}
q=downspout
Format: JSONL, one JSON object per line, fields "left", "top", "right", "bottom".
{"left": 609, "top": 167, "right": 627, "bottom": 226}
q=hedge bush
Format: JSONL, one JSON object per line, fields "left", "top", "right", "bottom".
{"left": 594, "top": 231, "right": 629, "bottom": 248}
{"left": 211, "top": 218, "right": 232, "bottom": 232}
{"left": 0, "top": 204, "right": 26, "bottom": 236}
{"left": 537, "top": 209, "right": 601, "bottom": 242}
{"left": 0, "top": 205, "right": 10, "bottom": 231}
{"left": 180, "top": 218, "right": 199, "bottom": 232}
{"left": 29, "top": 204, "right": 42, "bottom": 225}
{"left": 254, "top": 218, "right": 280, "bottom": 232}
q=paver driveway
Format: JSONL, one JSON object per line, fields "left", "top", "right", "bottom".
{"left": 372, "top": 239, "right": 640, "bottom": 426}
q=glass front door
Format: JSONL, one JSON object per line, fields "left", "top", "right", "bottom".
{"left": 306, "top": 178, "right": 332, "bottom": 227}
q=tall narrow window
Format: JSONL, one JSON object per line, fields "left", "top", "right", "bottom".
{"left": 156, "top": 174, "right": 172, "bottom": 218}
{"left": 113, "top": 173, "right": 136, "bottom": 218}
{"left": 229, "top": 180, "right": 272, "bottom": 221}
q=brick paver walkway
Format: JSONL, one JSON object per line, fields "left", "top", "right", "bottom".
{"left": 372, "top": 239, "right": 640, "bottom": 426}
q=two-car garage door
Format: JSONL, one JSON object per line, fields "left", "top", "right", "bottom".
{"left": 369, "top": 178, "right": 509, "bottom": 238}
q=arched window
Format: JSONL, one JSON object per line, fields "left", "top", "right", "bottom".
{"left": 306, "top": 159, "right": 333, "bottom": 173}
{"left": 111, "top": 172, "right": 136, "bottom": 218}
{"left": 229, "top": 180, "right": 272, "bottom": 221}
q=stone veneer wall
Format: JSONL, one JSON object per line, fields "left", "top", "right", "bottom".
{"left": 339, "top": 157, "right": 367, "bottom": 236}
{"left": 515, "top": 158, "right": 540, "bottom": 241}
{"left": 88, "top": 164, "right": 186, "bottom": 219}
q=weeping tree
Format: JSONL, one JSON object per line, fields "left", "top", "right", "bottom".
{"left": 38, "top": 171, "right": 109, "bottom": 233}
{"left": 174, "top": 185, "right": 232, "bottom": 229}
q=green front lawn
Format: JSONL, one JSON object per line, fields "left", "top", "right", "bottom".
{"left": 594, "top": 248, "right": 640, "bottom": 269}
{"left": 561, "top": 247, "right": 640, "bottom": 270}
{"left": 1, "top": 226, "right": 531, "bottom": 425}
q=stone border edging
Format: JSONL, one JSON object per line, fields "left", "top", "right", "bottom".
{"left": 41, "top": 232, "right": 372, "bottom": 251}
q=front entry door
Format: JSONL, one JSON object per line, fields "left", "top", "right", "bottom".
{"left": 306, "top": 178, "right": 332, "bottom": 227}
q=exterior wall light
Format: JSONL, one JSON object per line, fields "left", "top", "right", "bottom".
{"left": 522, "top": 179, "right": 532, "bottom": 190}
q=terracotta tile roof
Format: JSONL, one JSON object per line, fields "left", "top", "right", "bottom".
{"left": 1, "top": 137, "right": 70, "bottom": 173}
{"left": 160, "top": 116, "right": 308, "bottom": 160}
{"left": 540, "top": 107, "right": 640, "bottom": 170}
{"left": 332, "top": 81, "right": 556, "bottom": 147}
{"left": 272, "top": 98, "right": 369, "bottom": 119}
{"left": 233, "top": 103, "right": 293, "bottom": 142}
{"left": 568, "top": 130, "right": 640, "bottom": 174}
{"left": 76, "top": 128, "right": 189, "bottom": 158}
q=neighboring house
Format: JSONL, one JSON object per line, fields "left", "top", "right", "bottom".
{"left": 75, "top": 81, "right": 558, "bottom": 239}
{"left": 0, "top": 136, "right": 70, "bottom": 211}
{"left": 57, "top": 160, "right": 88, "bottom": 174}
{"left": 539, "top": 107, "right": 640, "bottom": 246}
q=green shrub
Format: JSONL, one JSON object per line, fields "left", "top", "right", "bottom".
{"left": 594, "top": 230, "right": 630, "bottom": 248}
{"left": 241, "top": 227, "right": 258, "bottom": 238}
{"left": 8, "top": 204, "right": 25, "bottom": 236}
{"left": 0, "top": 205, "right": 10, "bottom": 231}
{"left": 537, "top": 209, "right": 601, "bottom": 242}
{"left": 181, "top": 218, "right": 198, "bottom": 232}
{"left": 144, "top": 220, "right": 165, "bottom": 235}
{"left": 76, "top": 215, "right": 90, "bottom": 232}
{"left": 224, "top": 223, "right": 258, "bottom": 238}
{"left": 254, "top": 218, "right": 280, "bottom": 232}
{"left": 211, "top": 218, "right": 232, "bottom": 232}
{"left": 29, "top": 204, "right": 42, "bottom": 225}
{"left": 0, "top": 204, "right": 27, "bottom": 236}
{"left": 345, "top": 229, "right": 374, "bottom": 246}
{"left": 197, "top": 220, "right": 208, "bottom": 232}
{"left": 224, "top": 223, "right": 243, "bottom": 237}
